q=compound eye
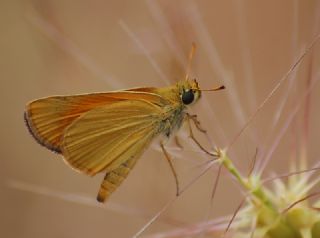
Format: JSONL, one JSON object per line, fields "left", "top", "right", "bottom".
{"left": 181, "top": 89, "right": 194, "bottom": 105}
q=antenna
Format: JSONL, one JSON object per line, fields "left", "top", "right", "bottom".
{"left": 200, "top": 85, "right": 225, "bottom": 91}
{"left": 185, "top": 42, "right": 196, "bottom": 80}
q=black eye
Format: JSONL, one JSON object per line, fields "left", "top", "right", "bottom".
{"left": 181, "top": 90, "right": 194, "bottom": 105}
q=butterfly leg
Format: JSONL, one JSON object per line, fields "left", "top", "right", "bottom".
{"left": 186, "top": 113, "right": 217, "bottom": 157}
{"left": 186, "top": 113, "right": 207, "bottom": 133}
{"left": 97, "top": 156, "right": 138, "bottom": 203}
{"left": 160, "top": 142, "right": 181, "bottom": 196}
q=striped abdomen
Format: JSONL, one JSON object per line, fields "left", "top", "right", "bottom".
{"left": 97, "top": 156, "right": 138, "bottom": 203}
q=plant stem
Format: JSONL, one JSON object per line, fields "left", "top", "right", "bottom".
{"left": 218, "top": 149, "right": 275, "bottom": 210}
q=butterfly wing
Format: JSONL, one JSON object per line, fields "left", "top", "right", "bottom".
{"left": 24, "top": 90, "right": 167, "bottom": 153}
{"left": 61, "top": 99, "right": 164, "bottom": 176}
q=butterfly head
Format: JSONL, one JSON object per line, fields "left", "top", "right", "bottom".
{"left": 178, "top": 79, "right": 202, "bottom": 105}
{"left": 178, "top": 79, "right": 225, "bottom": 106}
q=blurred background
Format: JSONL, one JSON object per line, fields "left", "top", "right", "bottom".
{"left": 1, "top": 0, "right": 320, "bottom": 237}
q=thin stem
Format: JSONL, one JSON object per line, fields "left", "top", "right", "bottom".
{"left": 217, "top": 149, "right": 274, "bottom": 210}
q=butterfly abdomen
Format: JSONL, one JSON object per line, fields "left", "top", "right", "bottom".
{"left": 97, "top": 156, "right": 139, "bottom": 203}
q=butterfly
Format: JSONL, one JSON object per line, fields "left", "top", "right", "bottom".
{"left": 24, "top": 44, "right": 225, "bottom": 202}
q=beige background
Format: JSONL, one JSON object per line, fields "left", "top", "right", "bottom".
{"left": 1, "top": 0, "right": 320, "bottom": 237}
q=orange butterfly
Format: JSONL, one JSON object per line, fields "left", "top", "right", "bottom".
{"left": 24, "top": 45, "right": 224, "bottom": 202}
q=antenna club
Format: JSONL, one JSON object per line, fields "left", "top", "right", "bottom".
{"left": 200, "top": 85, "right": 226, "bottom": 92}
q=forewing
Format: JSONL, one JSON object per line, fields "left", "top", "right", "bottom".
{"left": 24, "top": 91, "right": 168, "bottom": 153}
{"left": 61, "top": 100, "right": 162, "bottom": 176}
